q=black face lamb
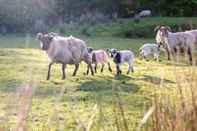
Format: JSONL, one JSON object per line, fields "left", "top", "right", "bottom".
{"left": 109, "top": 49, "right": 134, "bottom": 75}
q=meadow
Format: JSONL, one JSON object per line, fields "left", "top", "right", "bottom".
{"left": 0, "top": 18, "right": 197, "bottom": 131}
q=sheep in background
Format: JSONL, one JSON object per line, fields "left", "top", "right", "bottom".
{"left": 155, "top": 26, "right": 196, "bottom": 64}
{"left": 108, "top": 49, "right": 134, "bottom": 75}
{"left": 139, "top": 43, "right": 161, "bottom": 61}
{"left": 37, "top": 33, "right": 94, "bottom": 80}
{"left": 136, "top": 10, "right": 151, "bottom": 18}
{"left": 86, "top": 47, "right": 112, "bottom": 74}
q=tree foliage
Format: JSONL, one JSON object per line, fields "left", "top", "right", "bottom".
{"left": 0, "top": 0, "right": 196, "bottom": 33}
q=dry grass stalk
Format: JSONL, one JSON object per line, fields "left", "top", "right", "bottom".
{"left": 112, "top": 83, "right": 129, "bottom": 131}
{"left": 14, "top": 82, "right": 35, "bottom": 131}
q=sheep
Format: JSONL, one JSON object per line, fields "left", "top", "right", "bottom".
{"left": 108, "top": 49, "right": 134, "bottom": 75}
{"left": 137, "top": 10, "right": 151, "bottom": 17}
{"left": 86, "top": 47, "right": 112, "bottom": 74}
{"left": 139, "top": 43, "right": 161, "bottom": 61}
{"left": 36, "top": 33, "right": 94, "bottom": 80}
{"left": 155, "top": 26, "right": 196, "bottom": 64}
{"left": 185, "top": 29, "right": 197, "bottom": 44}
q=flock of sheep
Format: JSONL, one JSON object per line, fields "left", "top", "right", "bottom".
{"left": 36, "top": 26, "right": 197, "bottom": 80}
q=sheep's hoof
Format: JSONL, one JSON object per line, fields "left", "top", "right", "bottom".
{"left": 116, "top": 70, "right": 121, "bottom": 75}
{"left": 72, "top": 74, "right": 76, "bottom": 76}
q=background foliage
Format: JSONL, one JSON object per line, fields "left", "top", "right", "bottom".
{"left": 0, "top": 0, "right": 197, "bottom": 33}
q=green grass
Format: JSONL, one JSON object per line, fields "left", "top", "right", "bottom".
{"left": 1, "top": 34, "right": 196, "bottom": 130}
{"left": 92, "top": 17, "right": 197, "bottom": 37}
{"left": 1, "top": 16, "right": 197, "bottom": 130}
{"left": 62, "top": 17, "right": 197, "bottom": 38}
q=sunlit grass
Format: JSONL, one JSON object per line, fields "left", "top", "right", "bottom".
{"left": 0, "top": 35, "right": 197, "bottom": 130}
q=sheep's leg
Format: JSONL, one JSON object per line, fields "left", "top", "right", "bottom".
{"left": 127, "top": 63, "right": 131, "bottom": 74}
{"left": 100, "top": 64, "right": 104, "bottom": 73}
{"left": 72, "top": 63, "right": 79, "bottom": 76}
{"left": 188, "top": 48, "right": 193, "bottom": 65}
{"left": 94, "top": 64, "right": 97, "bottom": 73}
{"left": 62, "top": 64, "right": 66, "bottom": 80}
{"left": 127, "top": 61, "right": 134, "bottom": 74}
{"left": 86, "top": 65, "right": 90, "bottom": 75}
{"left": 166, "top": 46, "right": 171, "bottom": 60}
{"left": 154, "top": 53, "right": 159, "bottom": 62}
{"left": 89, "top": 64, "right": 94, "bottom": 76}
{"left": 107, "top": 62, "right": 112, "bottom": 72}
{"left": 47, "top": 63, "right": 53, "bottom": 80}
{"left": 116, "top": 64, "right": 121, "bottom": 75}
{"left": 144, "top": 56, "right": 149, "bottom": 61}
{"left": 131, "top": 66, "right": 134, "bottom": 72}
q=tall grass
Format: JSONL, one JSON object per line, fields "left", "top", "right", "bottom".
{"left": 137, "top": 52, "right": 197, "bottom": 131}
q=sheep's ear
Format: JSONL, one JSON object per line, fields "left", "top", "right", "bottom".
{"left": 106, "top": 48, "right": 110, "bottom": 52}
{"left": 36, "top": 33, "right": 43, "bottom": 40}
{"left": 154, "top": 25, "right": 161, "bottom": 32}
{"left": 48, "top": 32, "right": 58, "bottom": 37}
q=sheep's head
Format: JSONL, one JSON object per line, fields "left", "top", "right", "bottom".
{"left": 36, "top": 33, "right": 54, "bottom": 50}
{"left": 108, "top": 48, "right": 118, "bottom": 58}
{"left": 155, "top": 26, "right": 171, "bottom": 46}
{"left": 87, "top": 47, "right": 94, "bottom": 53}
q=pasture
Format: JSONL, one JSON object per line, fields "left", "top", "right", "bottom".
{"left": 0, "top": 34, "right": 196, "bottom": 130}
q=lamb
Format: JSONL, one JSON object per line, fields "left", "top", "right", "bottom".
{"left": 185, "top": 29, "right": 197, "bottom": 44}
{"left": 36, "top": 33, "right": 94, "bottom": 80}
{"left": 86, "top": 47, "right": 112, "bottom": 74}
{"left": 139, "top": 43, "right": 160, "bottom": 61}
{"left": 108, "top": 49, "right": 134, "bottom": 75}
{"left": 155, "top": 26, "right": 196, "bottom": 64}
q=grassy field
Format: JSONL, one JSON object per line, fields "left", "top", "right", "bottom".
{"left": 60, "top": 17, "right": 197, "bottom": 38}
{"left": 0, "top": 19, "right": 197, "bottom": 130}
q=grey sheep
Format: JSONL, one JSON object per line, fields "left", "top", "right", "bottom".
{"left": 155, "top": 26, "right": 196, "bottom": 64}
{"left": 37, "top": 33, "right": 94, "bottom": 80}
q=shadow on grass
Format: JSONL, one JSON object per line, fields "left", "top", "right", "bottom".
{"left": 113, "top": 74, "right": 175, "bottom": 85}
{"left": 78, "top": 76, "right": 140, "bottom": 93}
{"left": 140, "top": 75, "right": 175, "bottom": 85}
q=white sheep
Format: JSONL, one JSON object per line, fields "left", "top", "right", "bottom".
{"left": 139, "top": 43, "right": 160, "bottom": 61}
{"left": 86, "top": 47, "right": 112, "bottom": 74}
{"left": 109, "top": 49, "right": 134, "bottom": 75}
{"left": 37, "top": 33, "right": 94, "bottom": 80}
{"left": 155, "top": 26, "right": 196, "bottom": 64}
{"left": 186, "top": 29, "right": 197, "bottom": 44}
{"left": 137, "top": 10, "right": 151, "bottom": 17}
